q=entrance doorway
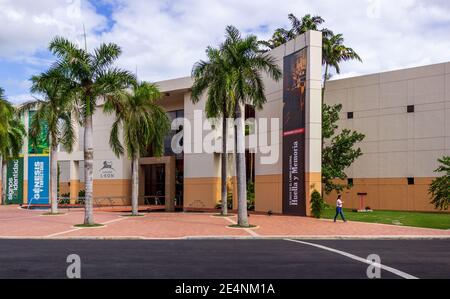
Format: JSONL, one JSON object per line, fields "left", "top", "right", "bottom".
{"left": 143, "top": 164, "right": 165, "bottom": 206}
{"left": 139, "top": 156, "right": 177, "bottom": 212}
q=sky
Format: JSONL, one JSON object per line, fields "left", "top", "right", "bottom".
{"left": 0, "top": 0, "right": 449, "bottom": 103}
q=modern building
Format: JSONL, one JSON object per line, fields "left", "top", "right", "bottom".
{"left": 324, "top": 62, "right": 450, "bottom": 212}
{"left": 1, "top": 30, "right": 449, "bottom": 214}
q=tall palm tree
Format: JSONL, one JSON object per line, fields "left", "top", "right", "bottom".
{"left": 260, "top": 13, "right": 330, "bottom": 51}
{"left": 0, "top": 87, "right": 13, "bottom": 151}
{"left": 322, "top": 32, "right": 362, "bottom": 95}
{"left": 261, "top": 14, "right": 361, "bottom": 93}
{"left": 107, "top": 82, "right": 170, "bottom": 216}
{"left": 19, "top": 68, "right": 76, "bottom": 214}
{"left": 0, "top": 88, "right": 26, "bottom": 204}
{"left": 221, "top": 26, "right": 281, "bottom": 227}
{"left": 191, "top": 46, "right": 231, "bottom": 216}
{"left": 48, "top": 37, "right": 136, "bottom": 225}
{"left": 288, "top": 13, "right": 326, "bottom": 36}
{"left": 258, "top": 28, "right": 292, "bottom": 51}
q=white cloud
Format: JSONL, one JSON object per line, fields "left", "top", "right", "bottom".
{"left": 0, "top": 0, "right": 449, "bottom": 100}
{"left": 0, "top": 0, "right": 107, "bottom": 61}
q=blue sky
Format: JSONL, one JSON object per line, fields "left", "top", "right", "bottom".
{"left": 0, "top": 0, "right": 449, "bottom": 103}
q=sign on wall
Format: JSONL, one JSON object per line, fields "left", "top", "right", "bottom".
{"left": 27, "top": 156, "right": 50, "bottom": 204}
{"left": 282, "top": 48, "right": 307, "bottom": 216}
{"left": 99, "top": 160, "right": 116, "bottom": 179}
{"left": 6, "top": 157, "right": 24, "bottom": 204}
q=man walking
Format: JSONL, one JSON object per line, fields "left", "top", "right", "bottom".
{"left": 334, "top": 195, "right": 347, "bottom": 222}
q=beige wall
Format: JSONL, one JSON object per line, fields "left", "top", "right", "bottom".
{"left": 325, "top": 178, "right": 441, "bottom": 212}
{"left": 325, "top": 62, "right": 450, "bottom": 212}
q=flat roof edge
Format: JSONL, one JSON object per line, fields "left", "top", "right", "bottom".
{"left": 155, "top": 76, "right": 193, "bottom": 93}
{"left": 328, "top": 60, "right": 450, "bottom": 85}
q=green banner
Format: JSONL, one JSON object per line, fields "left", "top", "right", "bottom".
{"left": 6, "top": 157, "right": 24, "bottom": 204}
{"left": 28, "top": 110, "right": 49, "bottom": 154}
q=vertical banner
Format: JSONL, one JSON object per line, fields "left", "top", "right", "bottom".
{"left": 28, "top": 110, "right": 50, "bottom": 155}
{"left": 6, "top": 157, "right": 24, "bottom": 204}
{"left": 27, "top": 110, "right": 50, "bottom": 205}
{"left": 27, "top": 156, "right": 50, "bottom": 205}
{"left": 282, "top": 48, "right": 307, "bottom": 216}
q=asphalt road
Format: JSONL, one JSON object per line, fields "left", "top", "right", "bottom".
{"left": 0, "top": 239, "right": 449, "bottom": 279}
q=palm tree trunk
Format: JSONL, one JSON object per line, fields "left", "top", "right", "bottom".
{"left": 221, "top": 113, "right": 228, "bottom": 216}
{"left": 0, "top": 157, "right": 4, "bottom": 205}
{"left": 322, "top": 63, "right": 329, "bottom": 100}
{"left": 131, "top": 154, "right": 139, "bottom": 216}
{"left": 234, "top": 104, "right": 248, "bottom": 227}
{"left": 50, "top": 145, "right": 58, "bottom": 214}
{"left": 84, "top": 114, "right": 94, "bottom": 225}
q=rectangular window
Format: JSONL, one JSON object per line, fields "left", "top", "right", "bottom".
{"left": 407, "top": 177, "right": 415, "bottom": 185}
{"left": 347, "top": 112, "right": 354, "bottom": 119}
{"left": 348, "top": 178, "right": 354, "bottom": 186}
{"left": 407, "top": 105, "right": 415, "bottom": 113}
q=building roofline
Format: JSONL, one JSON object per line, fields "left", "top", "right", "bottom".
{"left": 155, "top": 76, "right": 193, "bottom": 93}
{"left": 328, "top": 60, "right": 450, "bottom": 84}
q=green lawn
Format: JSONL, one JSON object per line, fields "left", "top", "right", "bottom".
{"left": 322, "top": 207, "right": 450, "bottom": 230}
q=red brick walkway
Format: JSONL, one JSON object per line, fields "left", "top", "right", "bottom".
{"left": 0, "top": 206, "right": 449, "bottom": 239}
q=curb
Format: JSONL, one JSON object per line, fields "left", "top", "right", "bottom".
{"left": 1, "top": 235, "right": 450, "bottom": 241}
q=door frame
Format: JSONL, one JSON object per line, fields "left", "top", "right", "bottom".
{"left": 139, "top": 156, "right": 176, "bottom": 212}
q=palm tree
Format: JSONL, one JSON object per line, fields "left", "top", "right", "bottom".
{"left": 260, "top": 13, "right": 330, "bottom": 51}
{"left": 107, "top": 82, "right": 170, "bottom": 216}
{"left": 191, "top": 46, "right": 231, "bottom": 216}
{"left": 258, "top": 28, "right": 292, "bottom": 51}
{"left": 0, "top": 87, "right": 13, "bottom": 151}
{"left": 322, "top": 32, "right": 362, "bottom": 96}
{"left": 221, "top": 26, "right": 281, "bottom": 227}
{"left": 48, "top": 37, "right": 136, "bottom": 225}
{"left": 19, "top": 68, "right": 76, "bottom": 214}
{"left": 288, "top": 13, "right": 326, "bottom": 36}
{"left": 0, "top": 88, "right": 26, "bottom": 204}
{"left": 261, "top": 14, "right": 361, "bottom": 93}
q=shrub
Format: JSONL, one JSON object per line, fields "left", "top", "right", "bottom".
{"left": 215, "top": 191, "right": 233, "bottom": 210}
{"left": 59, "top": 197, "right": 70, "bottom": 205}
{"left": 247, "top": 181, "right": 255, "bottom": 211}
{"left": 310, "top": 190, "right": 324, "bottom": 218}
{"left": 76, "top": 190, "right": 86, "bottom": 205}
{"left": 429, "top": 156, "right": 450, "bottom": 211}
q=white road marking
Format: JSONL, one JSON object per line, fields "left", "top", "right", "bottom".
{"left": 46, "top": 217, "right": 128, "bottom": 238}
{"left": 224, "top": 217, "right": 260, "bottom": 237}
{"left": 285, "top": 239, "right": 418, "bottom": 279}
{"left": 46, "top": 228, "right": 83, "bottom": 238}
{"left": 101, "top": 217, "right": 128, "bottom": 225}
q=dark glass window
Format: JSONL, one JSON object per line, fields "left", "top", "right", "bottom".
{"left": 146, "top": 109, "right": 184, "bottom": 158}
{"left": 347, "top": 112, "right": 354, "bottom": 119}
{"left": 407, "top": 105, "right": 415, "bottom": 113}
{"left": 163, "top": 109, "right": 184, "bottom": 158}
{"left": 407, "top": 177, "right": 415, "bottom": 185}
{"left": 245, "top": 105, "right": 256, "bottom": 120}
{"left": 348, "top": 178, "right": 354, "bottom": 186}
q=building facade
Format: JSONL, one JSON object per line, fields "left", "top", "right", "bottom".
{"left": 2, "top": 31, "right": 324, "bottom": 216}
{"left": 1, "top": 30, "right": 448, "bottom": 214}
{"left": 324, "top": 62, "right": 450, "bottom": 212}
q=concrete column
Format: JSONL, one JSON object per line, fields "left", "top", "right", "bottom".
{"left": 138, "top": 164, "right": 145, "bottom": 205}
{"left": 165, "top": 156, "right": 176, "bottom": 212}
{"left": 304, "top": 30, "right": 323, "bottom": 216}
{"left": 69, "top": 160, "right": 80, "bottom": 204}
